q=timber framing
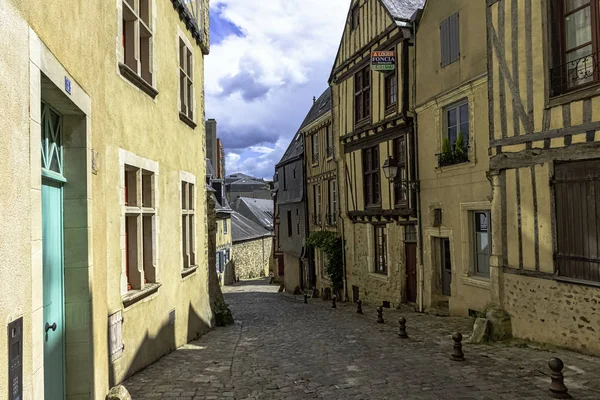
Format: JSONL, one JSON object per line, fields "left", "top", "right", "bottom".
{"left": 348, "top": 208, "right": 416, "bottom": 223}
{"left": 342, "top": 118, "right": 413, "bottom": 154}
{"left": 490, "top": 141, "right": 600, "bottom": 171}
{"left": 490, "top": 122, "right": 600, "bottom": 147}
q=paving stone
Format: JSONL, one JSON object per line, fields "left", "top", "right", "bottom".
{"left": 124, "top": 278, "right": 600, "bottom": 399}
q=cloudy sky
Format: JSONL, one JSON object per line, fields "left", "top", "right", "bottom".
{"left": 205, "top": 0, "right": 349, "bottom": 179}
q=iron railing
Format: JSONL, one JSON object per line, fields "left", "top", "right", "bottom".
{"left": 550, "top": 51, "right": 600, "bottom": 96}
{"left": 436, "top": 145, "right": 469, "bottom": 167}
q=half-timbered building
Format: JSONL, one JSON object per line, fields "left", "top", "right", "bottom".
{"left": 330, "top": 0, "right": 424, "bottom": 307}
{"left": 487, "top": 0, "right": 600, "bottom": 352}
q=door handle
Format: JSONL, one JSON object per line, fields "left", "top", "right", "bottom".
{"left": 45, "top": 322, "right": 57, "bottom": 333}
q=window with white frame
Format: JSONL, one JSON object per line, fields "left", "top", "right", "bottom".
{"left": 179, "top": 37, "right": 195, "bottom": 124}
{"left": 328, "top": 179, "right": 337, "bottom": 225}
{"left": 124, "top": 165, "right": 156, "bottom": 291}
{"left": 373, "top": 225, "right": 388, "bottom": 274}
{"left": 439, "top": 100, "right": 469, "bottom": 167}
{"left": 472, "top": 211, "right": 490, "bottom": 277}
{"left": 181, "top": 181, "right": 196, "bottom": 270}
{"left": 121, "top": 0, "right": 154, "bottom": 85}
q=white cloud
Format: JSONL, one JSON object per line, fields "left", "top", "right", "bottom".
{"left": 205, "top": 0, "right": 349, "bottom": 178}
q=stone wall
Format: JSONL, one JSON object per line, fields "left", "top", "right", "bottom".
{"left": 233, "top": 237, "right": 272, "bottom": 279}
{"left": 503, "top": 273, "right": 600, "bottom": 354}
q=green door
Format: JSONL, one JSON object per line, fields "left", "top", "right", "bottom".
{"left": 42, "top": 178, "right": 65, "bottom": 400}
{"left": 41, "top": 102, "right": 66, "bottom": 399}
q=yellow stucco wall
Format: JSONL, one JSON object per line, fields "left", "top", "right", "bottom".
{"left": 3, "top": 0, "right": 212, "bottom": 398}
{"left": 216, "top": 217, "right": 232, "bottom": 250}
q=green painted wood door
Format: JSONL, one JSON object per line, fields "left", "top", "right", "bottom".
{"left": 42, "top": 177, "right": 65, "bottom": 400}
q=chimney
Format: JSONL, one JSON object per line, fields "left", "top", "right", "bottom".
{"left": 313, "top": 96, "right": 316, "bottom": 104}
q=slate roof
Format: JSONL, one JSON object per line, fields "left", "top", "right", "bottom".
{"left": 231, "top": 211, "right": 273, "bottom": 243}
{"left": 380, "top": 0, "right": 425, "bottom": 21}
{"left": 230, "top": 197, "right": 274, "bottom": 230}
{"left": 299, "top": 88, "right": 331, "bottom": 130}
{"left": 276, "top": 131, "right": 303, "bottom": 167}
{"left": 229, "top": 178, "right": 268, "bottom": 187}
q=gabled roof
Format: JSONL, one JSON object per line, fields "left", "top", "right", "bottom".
{"left": 276, "top": 131, "right": 304, "bottom": 167}
{"left": 328, "top": 0, "right": 425, "bottom": 83}
{"left": 300, "top": 88, "right": 331, "bottom": 131}
{"left": 231, "top": 211, "right": 273, "bottom": 243}
{"left": 229, "top": 178, "right": 268, "bottom": 187}
{"left": 230, "top": 197, "right": 274, "bottom": 230}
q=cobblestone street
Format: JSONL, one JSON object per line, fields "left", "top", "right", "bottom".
{"left": 125, "top": 279, "right": 600, "bottom": 399}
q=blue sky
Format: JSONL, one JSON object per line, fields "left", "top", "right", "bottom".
{"left": 205, "top": 0, "right": 349, "bottom": 179}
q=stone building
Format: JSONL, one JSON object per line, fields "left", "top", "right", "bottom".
{"left": 485, "top": 0, "right": 600, "bottom": 353}
{"left": 0, "top": 1, "right": 214, "bottom": 398}
{"left": 414, "top": 0, "right": 492, "bottom": 316}
{"left": 330, "top": 0, "right": 424, "bottom": 306}
{"left": 208, "top": 173, "right": 233, "bottom": 286}
{"left": 231, "top": 212, "right": 273, "bottom": 279}
{"left": 274, "top": 133, "right": 310, "bottom": 292}
{"left": 225, "top": 175, "right": 272, "bottom": 203}
{"left": 301, "top": 89, "right": 340, "bottom": 295}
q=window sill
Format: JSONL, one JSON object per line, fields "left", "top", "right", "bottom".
{"left": 119, "top": 63, "right": 159, "bottom": 99}
{"left": 369, "top": 272, "right": 389, "bottom": 282}
{"left": 179, "top": 112, "right": 197, "bottom": 129}
{"left": 461, "top": 276, "right": 490, "bottom": 290}
{"left": 435, "top": 160, "right": 475, "bottom": 173}
{"left": 385, "top": 105, "right": 396, "bottom": 116}
{"left": 122, "top": 283, "right": 161, "bottom": 308}
{"left": 548, "top": 83, "right": 600, "bottom": 108}
{"left": 326, "top": 156, "right": 334, "bottom": 162}
{"left": 181, "top": 265, "right": 199, "bottom": 278}
{"left": 354, "top": 118, "right": 370, "bottom": 129}
{"left": 555, "top": 275, "right": 600, "bottom": 289}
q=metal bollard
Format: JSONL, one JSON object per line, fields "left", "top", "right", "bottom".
{"left": 548, "top": 358, "right": 571, "bottom": 399}
{"left": 398, "top": 317, "right": 408, "bottom": 339}
{"left": 451, "top": 332, "right": 464, "bottom": 361}
{"left": 332, "top": 295, "right": 337, "bottom": 309}
{"left": 304, "top": 294, "right": 308, "bottom": 304}
{"left": 356, "top": 300, "right": 363, "bottom": 314}
{"left": 376, "top": 306, "right": 384, "bottom": 324}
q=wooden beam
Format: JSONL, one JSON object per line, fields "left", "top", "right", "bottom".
{"left": 491, "top": 122, "right": 600, "bottom": 147}
{"left": 490, "top": 141, "right": 600, "bottom": 170}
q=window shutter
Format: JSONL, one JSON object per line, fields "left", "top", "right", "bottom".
{"left": 441, "top": 13, "right": 460, "bottom": 67}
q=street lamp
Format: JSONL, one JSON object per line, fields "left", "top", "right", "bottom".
{"left": 381, "top": 156, "right": 419, "bottom": 191}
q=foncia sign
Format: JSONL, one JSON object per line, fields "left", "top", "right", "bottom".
{"left": 371, "top": 51, "right": 396, "bottom": 71}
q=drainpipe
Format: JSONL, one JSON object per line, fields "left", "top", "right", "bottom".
{"left": 409, "top": 17, "right": 425, "bottom": 313}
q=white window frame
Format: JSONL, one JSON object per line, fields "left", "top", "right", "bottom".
{"left": 460, "top": 202, "right": 492, "bottom": 289}
{"left": 177, "top": 28, "right": 196, "bottom": 127}
{"left": 471, "top": 210, "right": 491, "bottom": 278}
{"left": 180, "top": 170, "right": 197, "bottom": 272}
{"left": 118, "top": 0, "right": 156, "bottom": 88}
{"left": 119, "top": 149, "right": 159, "bottom": 296}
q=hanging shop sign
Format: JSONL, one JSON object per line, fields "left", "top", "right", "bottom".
{"left": 371, "top": 51, "right": 396, "bottom": 71}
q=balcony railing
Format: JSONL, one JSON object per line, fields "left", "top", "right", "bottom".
{"left": 312, "top": 153, "right": 319, "bottom": 164}
{"left": 550, "top": 51, "right": 600, "bottom": 97}
{"left": 436, "top": 145, "right": 469, "bottom": 168}
{"left": 326, "top": 146, "right": 333, "bottom": 158}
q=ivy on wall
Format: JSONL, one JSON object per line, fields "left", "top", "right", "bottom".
{"left": 306, "top": 231, "right": 344, "bottom": 292}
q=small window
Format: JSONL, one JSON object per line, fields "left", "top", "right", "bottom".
{"left": 282, "top": 166, "right": 287, "bottom": 191}
{"left": 374, "top": 225, "right": 388, "bottom": 274}
{"left": 433, "top": 208, "right": 443, "bottom": 227}
{"left": 472, "top": 211, "right": 490, "bottom": 277}
{"left": 223, "top": 219, "right": 228, "bottom": 234}
{"left": 312, "top": 133, "right": 319, "bottom": 165}
{"left": 287, "top": 210, "right": 292, "bottom": 237}
{"left": 362, "top": 145, "right": 380, "bottom": 207}
{"left": 404, "top": 225, "right": 417, "bottom": 243}
{"left": 385, "top": 71, "right": 397, "bottom": 109}
{"left": 325, "top": 125, "right": 333, "bottom": 158}
{"left": 328, "top": 179, "right": 337, "bottom": 226}
{"left": 352, "top": 6, "right": 360, "bottom": 30}
{"left": 438, "top": 100, "right": 469, "bottom": 167}
{"left": 179, "top": 38, "right": 195, "bottom": 125}
{"left": 354, "top": 67, "right": 371, "bottom": 124}
{"left": 124, "top": 164, "right": 157, "bottom": 290}
{"left": 440, "top": 12, "right": 460, "bottom": 67}
{"left": 182, "top": 181, "right": 196, "bottom": 270}
{"left": 394, "top": 136, "right": 407, "bottom": 207}
{"left": 121, "top": 0, "right": 154, "bottom": 85}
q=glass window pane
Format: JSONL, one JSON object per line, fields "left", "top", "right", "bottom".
{"left": 565, "top": 7, "right": 592, "bottom": 50}
{"left": 447, "top": 107, "right": 457, "bottom": 127}
{"left": 459, "top": 104, "right": 469, "bottom": 125}
{"left": 448, "top": 126, "right": 458, "bottom": 145}
{"left": 477, "top": 254, "right": 490, "bottom": 275}
{"left": 459, "top": 122, "right": 469, "bottom": 143}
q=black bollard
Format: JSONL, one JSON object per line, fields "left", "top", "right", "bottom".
{"left": 398, "top": 317, "right": 408, "bottom": 339}
{"left": 304, "top": 294, "right": 308, "bottom": 304}
{"left": 451, "top": 332, "right": 464, "bottom": 361}
{"left": 377, "top": 307, "right": 385, "bottom": 324}
{"left": 356, "top": 300, "right": 363, "bottom": 314}
{"left": 332, "top": 295, "right": 337, "bottom": 309}
{"left": 548, "top": 358, "right": 571, "bottom": 399}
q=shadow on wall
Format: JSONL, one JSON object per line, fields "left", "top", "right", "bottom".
{"left": 107, "top": 302, "right": 212, "bottom": 388}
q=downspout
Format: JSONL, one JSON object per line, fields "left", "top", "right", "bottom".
{"left": 302, "top": 140, "right": 312, "bottom": 290}
{"left": 410, "top": 17, "right": 425, "bottom": 313}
